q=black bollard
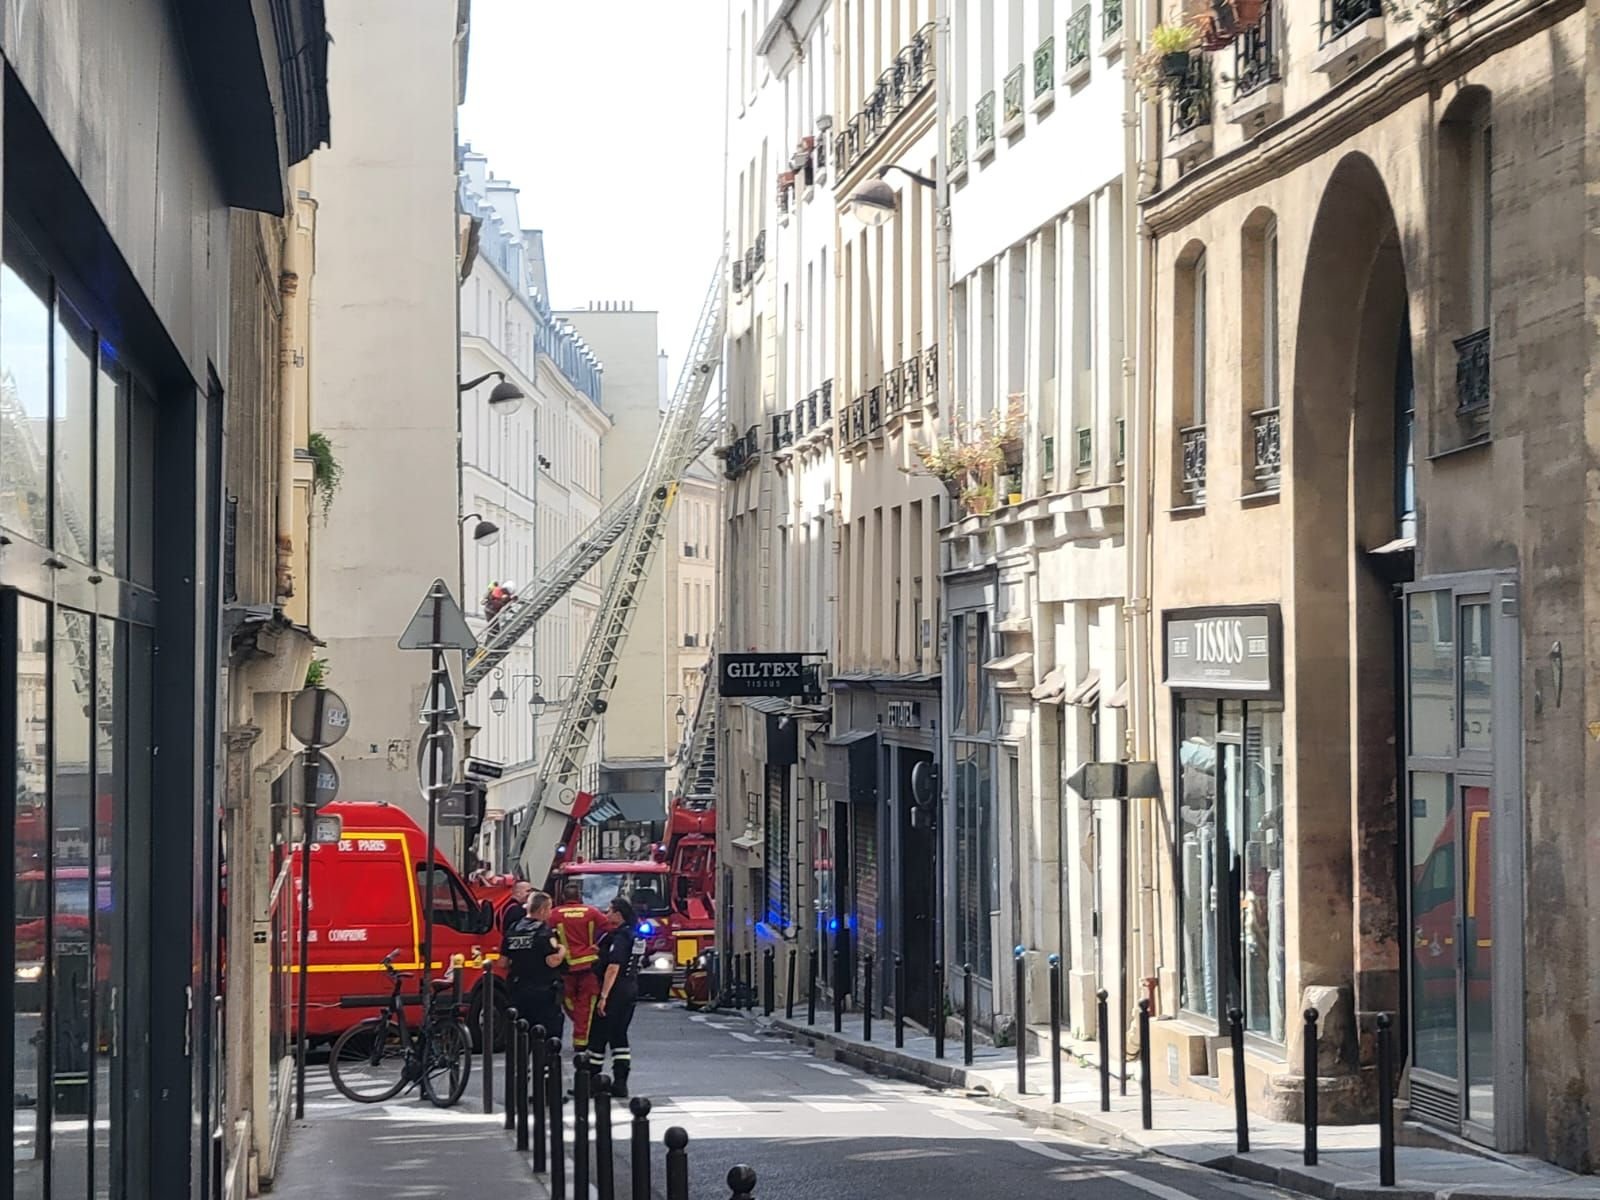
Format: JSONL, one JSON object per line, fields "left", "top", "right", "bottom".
{"left": 743, "top": 951, "right": 754, "bottom": 1011}
{"left": 933, "top": 961, "right": 946, "bottom": 1059}
{"left": 515, "top": 1019, "right": 530, "bottom": 1152}
{"left": 629, "top": 1097, "right": 653, "bottom": 1200}
{"left": 727, "top": 1164, "right": 758, "bottom": 1200}
{"left": 483, "top": 983, "right": 495, "bottom": 1114}
{"left": 595, "top": 1076, "right": 616, "bottom": 1200}
{"left": 833, "top": 946, "right": 844, "bottom": 1034}
{"left": 1377, "top": 1013, "right": 1395, "bottom": 1186}
{"left": 664, "top": 1127, "right": 690, "bottom": 1200}
{"left": 1228, "top": 1007, "right": 1249, "bottom": 1154}
{"left": 1013, "top": 946, "right": 1027, "bottom": 1095}
{"left": 962, "top": 964, "right": 975, "bottom": 1066}
{"left": 894, "top": 953, "right": 905, "bottom": 1049}
{"left": 548, "top": 1040, "right": 567, "bottom": 1200}
{"left": 807, "top": 947, "right": 818, "bottom": 1026}
{"left": 575, "top": 1052, "right": 592, "bottom": 1199}
{"left": 531, "top": 1026, "right": 548, "bottom": 1174}
{"left": 863, "top": 952, "right": 875, "bottom": 1042}
{"left": 1303, "top": 1007, "right": 1319, "bottom": 1167}
{"left": 504, "top": 1007, "right": 520, "bottom": 1130}
{"left": 786, "top": 947, "right": 797, "bottom": 1021}
{"left": 764, "top": 946, "right": 775, "bottom": 1016}
{"left": 1138, "top": 1000, "right": 1153, "bottom": 1131}
{"left": 1048, "top": 955, "right": 1062, "bottom": 1104}
{"left": 1097, "top": 989, "right": 1111, "bottom": 1113}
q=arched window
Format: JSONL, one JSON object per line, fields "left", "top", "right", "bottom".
{"left": 1440, "top": 88, "right": 1492, "bottom": 444}
{"left": 1241, "top": 211, "right": 1280, "bottom": 493}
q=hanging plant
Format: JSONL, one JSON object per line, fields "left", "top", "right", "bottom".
{"left": 307, "top": 432, "right": 343, "bottom": 522}
{"left": 305, "top": 658, "right": 329, "bottom": 689}
{"left": 1134, "top": 21, "right": 1200, "bottom": 99}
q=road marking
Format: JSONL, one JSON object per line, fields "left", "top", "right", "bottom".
{"left": 1009, "top": 1137, "right": 1083, "bottom": 1163}
{"left": 672, "top": 1096, "right": 753, "bottom": 1114}
{"left": 1096, "top": 1170, "right": 1209, "bottom": 1200}
{"left": 728, "top": 1031, "right": 761, "bottom": 1043}
{"left": 931, "top": 1108, "right": 993, "bottom": 1132}
{"left": 804, "top": 1062, "right": 852, "bottom": 1076}
{"left": 797, "top": 1095, "right": 883, "bottom": 1113}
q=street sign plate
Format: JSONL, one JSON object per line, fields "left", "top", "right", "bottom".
{"left": 296, "top": 750, "right": 340, "bottom": 807}
{"left": 291, "top": 687, "right": 351, "bottom": 748}
{"left": 398, "top": 578, "right": 477, "bottom": 652}
{"left": 438, "top": 781, "right": 482, "bottom": 827}
{"left": 465, "top": 757, "right": 504, "bottom": 781}
{"left": 416, "top": 727, "right": 457, "bottom": 801}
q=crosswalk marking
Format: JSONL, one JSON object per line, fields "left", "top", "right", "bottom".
{"left": 931, "top": 1108, "right": 993, "bottom": 1132}
{"left": 1009, "top": 1137, "right": 1082, "bottom": 1163}
{"left": 803, "top": 1062, "right": 852, "bottom": 1076}
{"left": 795, "top": 1094, "right": 884, "bottom": 1113}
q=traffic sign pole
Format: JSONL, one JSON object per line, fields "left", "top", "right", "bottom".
{"left": 294, "top": 684, "right": 327, "bottom": 1120}
{"left": 419, "top": 585, "right": 446, "bottom": 1004}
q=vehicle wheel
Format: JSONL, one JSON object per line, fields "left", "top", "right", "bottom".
{"left": 329, "top": 1017, "right": 408, "bottom": 1103}
{"left": 421, "top": 1020, "right": 472, "bottom": 1108}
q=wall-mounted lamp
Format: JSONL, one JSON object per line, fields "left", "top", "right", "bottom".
{"left": 842, "top": 164, "right": 937, "bottom": 228}
{"left": 462, "top": 512, "right": 500, "bottom": 547}
{"left": 459, "top": 369, "right": 525, "bottom": 416}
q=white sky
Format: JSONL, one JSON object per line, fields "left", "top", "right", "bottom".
{"left": 460, "top": 1, "right": 728, "bottom": 384}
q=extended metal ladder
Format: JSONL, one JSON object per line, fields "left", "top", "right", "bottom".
{"left": 461, "top": 403, "right": 724, "bottom": 695}
{"left": 513, "top": 260, "right": 727, "bottom": 875}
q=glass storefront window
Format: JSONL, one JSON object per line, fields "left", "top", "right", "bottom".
{"left": 953, "top": 742, "right": 995, "bottom": 982}
{"left": 1459, "top": 601, "right": 1491, "bottom": 754}
{"left": 1461, "top": 782, "right": 1493, "bottom": 1124}
{"left": 1408, "top": 591, "right": 1454, "bottom": 758}
{"left": 1241, "top": 702, "right": 1286, "bottom": 1042}
{"left": 1178, "top": 702, "right": 1218, "bottom": 1020}
{"left": 1, "top": 256, "right": 52, "bottom": 546}
{"left": 54, "top": 299, "right": 95, "bottom": 563}
{"left": 1409, "top": 772, "right": 1456, "bottom": 1079}
{"left": 93, "top": 620, "right": 120, "bottom": 1199}
{"left": 13, "top": 597, "right": 49, "bottom": 1200}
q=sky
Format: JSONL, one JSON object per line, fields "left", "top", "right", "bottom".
{"left": 460, "top": 1, "right": 729, "bottom": 389}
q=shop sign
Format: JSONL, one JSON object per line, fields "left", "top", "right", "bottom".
{"left": 886, "top": 701, "right": 922, "bottom": 729}
{"left": 1164, "top": 607, "right": 1280, "bottom": 692}
{"left": 720, "top": 652, "right": 807, "bottom": 697}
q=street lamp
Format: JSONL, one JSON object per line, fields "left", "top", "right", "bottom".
{"left": 488, "top": 668, "right": 544, "bottom": 719}
{"left": 459, "top": 369, "right": 526, "bottom": 416}
{"left": 842, "top": 164, "right": 937, "bottom": 227}
{"left": 462, "top": 511, "right": 500, "bottom": 547}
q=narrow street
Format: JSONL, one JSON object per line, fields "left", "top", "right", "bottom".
{"left": 619, "top": 1004, "right": 1291, "bottom": 1200}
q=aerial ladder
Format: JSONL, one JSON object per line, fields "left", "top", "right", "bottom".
{"left": 511, "top": 260, "right": 726, "bottom": 877}
{"left": 461, "top": 398, "right": 725, "bottom": 694}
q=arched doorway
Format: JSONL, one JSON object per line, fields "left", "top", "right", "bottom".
{"left": 1288, "top": 153, "right": 1413, "bottom": 1069}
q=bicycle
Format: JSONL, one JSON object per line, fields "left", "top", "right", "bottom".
{"left": 328, "top": 949, "right": 473, "bottom": 1107}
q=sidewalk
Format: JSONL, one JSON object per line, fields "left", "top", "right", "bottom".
{"left": 767, "top": 1013, "right": 1600, "bottom": 1200}
{"left": 270, "top": 1095, "right": 547, "bottom": 1199}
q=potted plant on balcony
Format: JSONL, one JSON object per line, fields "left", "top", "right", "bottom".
{"left": 993, "top": 397, "right": 1027, "bottom": 469}
{"left": 960, "top": 479, "right": 997, "bottom": 518}
{"left": 1134, "top": 21, "right": 1199, "bottom": 98}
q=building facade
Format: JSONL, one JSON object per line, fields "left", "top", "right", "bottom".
{"left": 1137, "top": 0, "right": 1599, "bottom": 1168}
{"left": 308, "top": 0, "right": 469, "bottom": 826}
{"left": 457, "top": 149, "right": 610, "bottom": 865}
{"left": 939, "top": 0, "right": 1135, "bottom": 1053}
{"left": 718, "top": 0, "right": 841, "bottom": 996}
{"left": 0, "top": 4, "right": 328, "bottom": 1200}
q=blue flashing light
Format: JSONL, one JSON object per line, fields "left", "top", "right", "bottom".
{"left": 827, "top": 918, "right": 839, "bottom": 933}
{"left": 637, "top": 920, "right": 656, "bottom": 937}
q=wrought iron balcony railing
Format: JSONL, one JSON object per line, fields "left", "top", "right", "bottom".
{"left": 1169, "top": 60, "right": 1212, "bottom": 137}
{"left": 868, "top": 386, "right": 883, "bottom": 433}
{"left": 1075, "top": 427, "right": 1093, "bottom": 475}
{"left": 923, "top": 344, "right": 938, "bottom": 400}
{"left": 1323, "top": 0, "right": 1383, "bottom": 42}
{"left": 1034, "top": 37, "right": 1055, "bottom": 98}
{"left": 1453, "top": 327, "right": 1490, "bottom": 417}
{"left": 833, "top": 23, "right": 937, "bottom": 179}
{"left": 753, "top": 229, "right": 767, "bottom": 271}
{"left": 850, "top": 398, "right": 866, "bottom": 443}
{"left": 1066, "top": 6, "right": 1091, "bottom": 72}
{"left": 1234, "top": 2, "right": 1278, "bottom": 97}
{"left": 1003, "top": 65, "right": 1025, "bottom": 125}
{"left": 821, "top": 379, "right": 834, "bottom": 421}
{"left": 1251, "top": 407, "right": 1281, "bottom": 489}
{"left": 884, "top": 365, "right": 903, "bottom": 417}
{"left": 902, "top": 355, "right": 922, "bottom": 407}
{"left": 732, "top": 260, "right": 744, "bottom": 291}
{"left": 975, "top": 91, "right": 996, "bottom": 153}
{"left": 1180, "top": 424, "right": 1208, "bottom": 502}
{"left": 950, "top": 116, "right": 969, "bottom": 171}
{"left": 1103, "top": 0, "right": 1125, "bottom": 38}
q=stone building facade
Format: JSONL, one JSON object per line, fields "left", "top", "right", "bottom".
{"left": 1139, "top": 0, "right": 1598, "bottom": 1166}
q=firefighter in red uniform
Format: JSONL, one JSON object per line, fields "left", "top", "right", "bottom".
{"left": 553, "top": 880, "right": 608, "bottom": 1057}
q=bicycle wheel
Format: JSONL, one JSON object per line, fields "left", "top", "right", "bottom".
{"left": 420, "top": 1019, "right": 472, "bottom": 1108}
{"left": 329, "top": 1016, "right": 409, "bottom": 1103}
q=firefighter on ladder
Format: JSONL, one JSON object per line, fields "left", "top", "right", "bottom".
{"left": 553, "top": 880, "right": 607, "bottom": 1066}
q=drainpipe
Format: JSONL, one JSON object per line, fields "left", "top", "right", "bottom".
{"left": 1123, "top": 0, "right": 1162, "bottom": 1008}
{"left": 278, "top": 184, "right": 312, "bottom": 609}
{"left": 934, "top": 0, "right": 953, "bottom": 987}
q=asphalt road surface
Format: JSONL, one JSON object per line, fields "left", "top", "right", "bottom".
{"left": 608, "top": 1003, "right": 1297, "bottom": 1200}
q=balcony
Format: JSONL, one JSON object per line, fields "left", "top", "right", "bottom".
{"left": 1316, "top": 0, "right": 1385, "bottom": 80}
{"left": 1065, "top": 6, "right": 1091, "bottom": 83}
{"left": 1167, "top": 60, "right": 1213, "bottom": 168}
{"left": 1251, "top": 407, "right": 1281, "bottom": 491}
{"left": 834, "top": 23, "right": 937, "bottom": 180}
{"left": 975, "top": 91, "right": 997, "bottom": 160}
{"left": 923, "top": 344, "right": 939, "bottom": 406}
{"left": 1033, "top": 37, "right": 1056, "bottom": 110}
{"left": 821, "top": 379, "right": 834, "bottom": 422}
{"left": 1226, "top": 1, "right": 1282, "bottom": 131}
{"left": 1180, "top": 424, "right": 1208, "bottom": 504}
{"left": 950, "top": 116, "right": 969, "bottom": 180}
{"left": 1103, "top": 0, "right": 1125, "bottom": 40}
{"left": 1003, "top": 65, "right": 1026, "bottom": 135}
{"left": 884, "top": 364, "right": 904, "bottom": 419}
{"left": 753, "top": 229, "right": 767, "bottom": 272}
{"left": 868, "top": 386, "right": 884, "bottom": 436}
{"left": 1324, "top": 0, "right": 1383, "bottom": 41}
{"left": 719, "top": 424, "right": 762, "bottom": 481}
{"left": 850, "top": 398, "right": 867, "bottom": 444}
{"left": 732, "top": 260, "right": 744, "bottom": 291}
{"left": 1453, "top": 327, "right": 1491, "bottom": 440}
{"left": 901, "top": 354, "right": 922, "bottom": 408}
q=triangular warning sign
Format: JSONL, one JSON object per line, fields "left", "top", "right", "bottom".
{"left": 397, "top": 579, "right": 477, "bottom": 652}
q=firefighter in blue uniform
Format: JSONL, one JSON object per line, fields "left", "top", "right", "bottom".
{"left": 590, "top": 896, "right": 643, "bottom": 1097}
{"left": 502, "top": 889, "right": 566, "bottom": 1044}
